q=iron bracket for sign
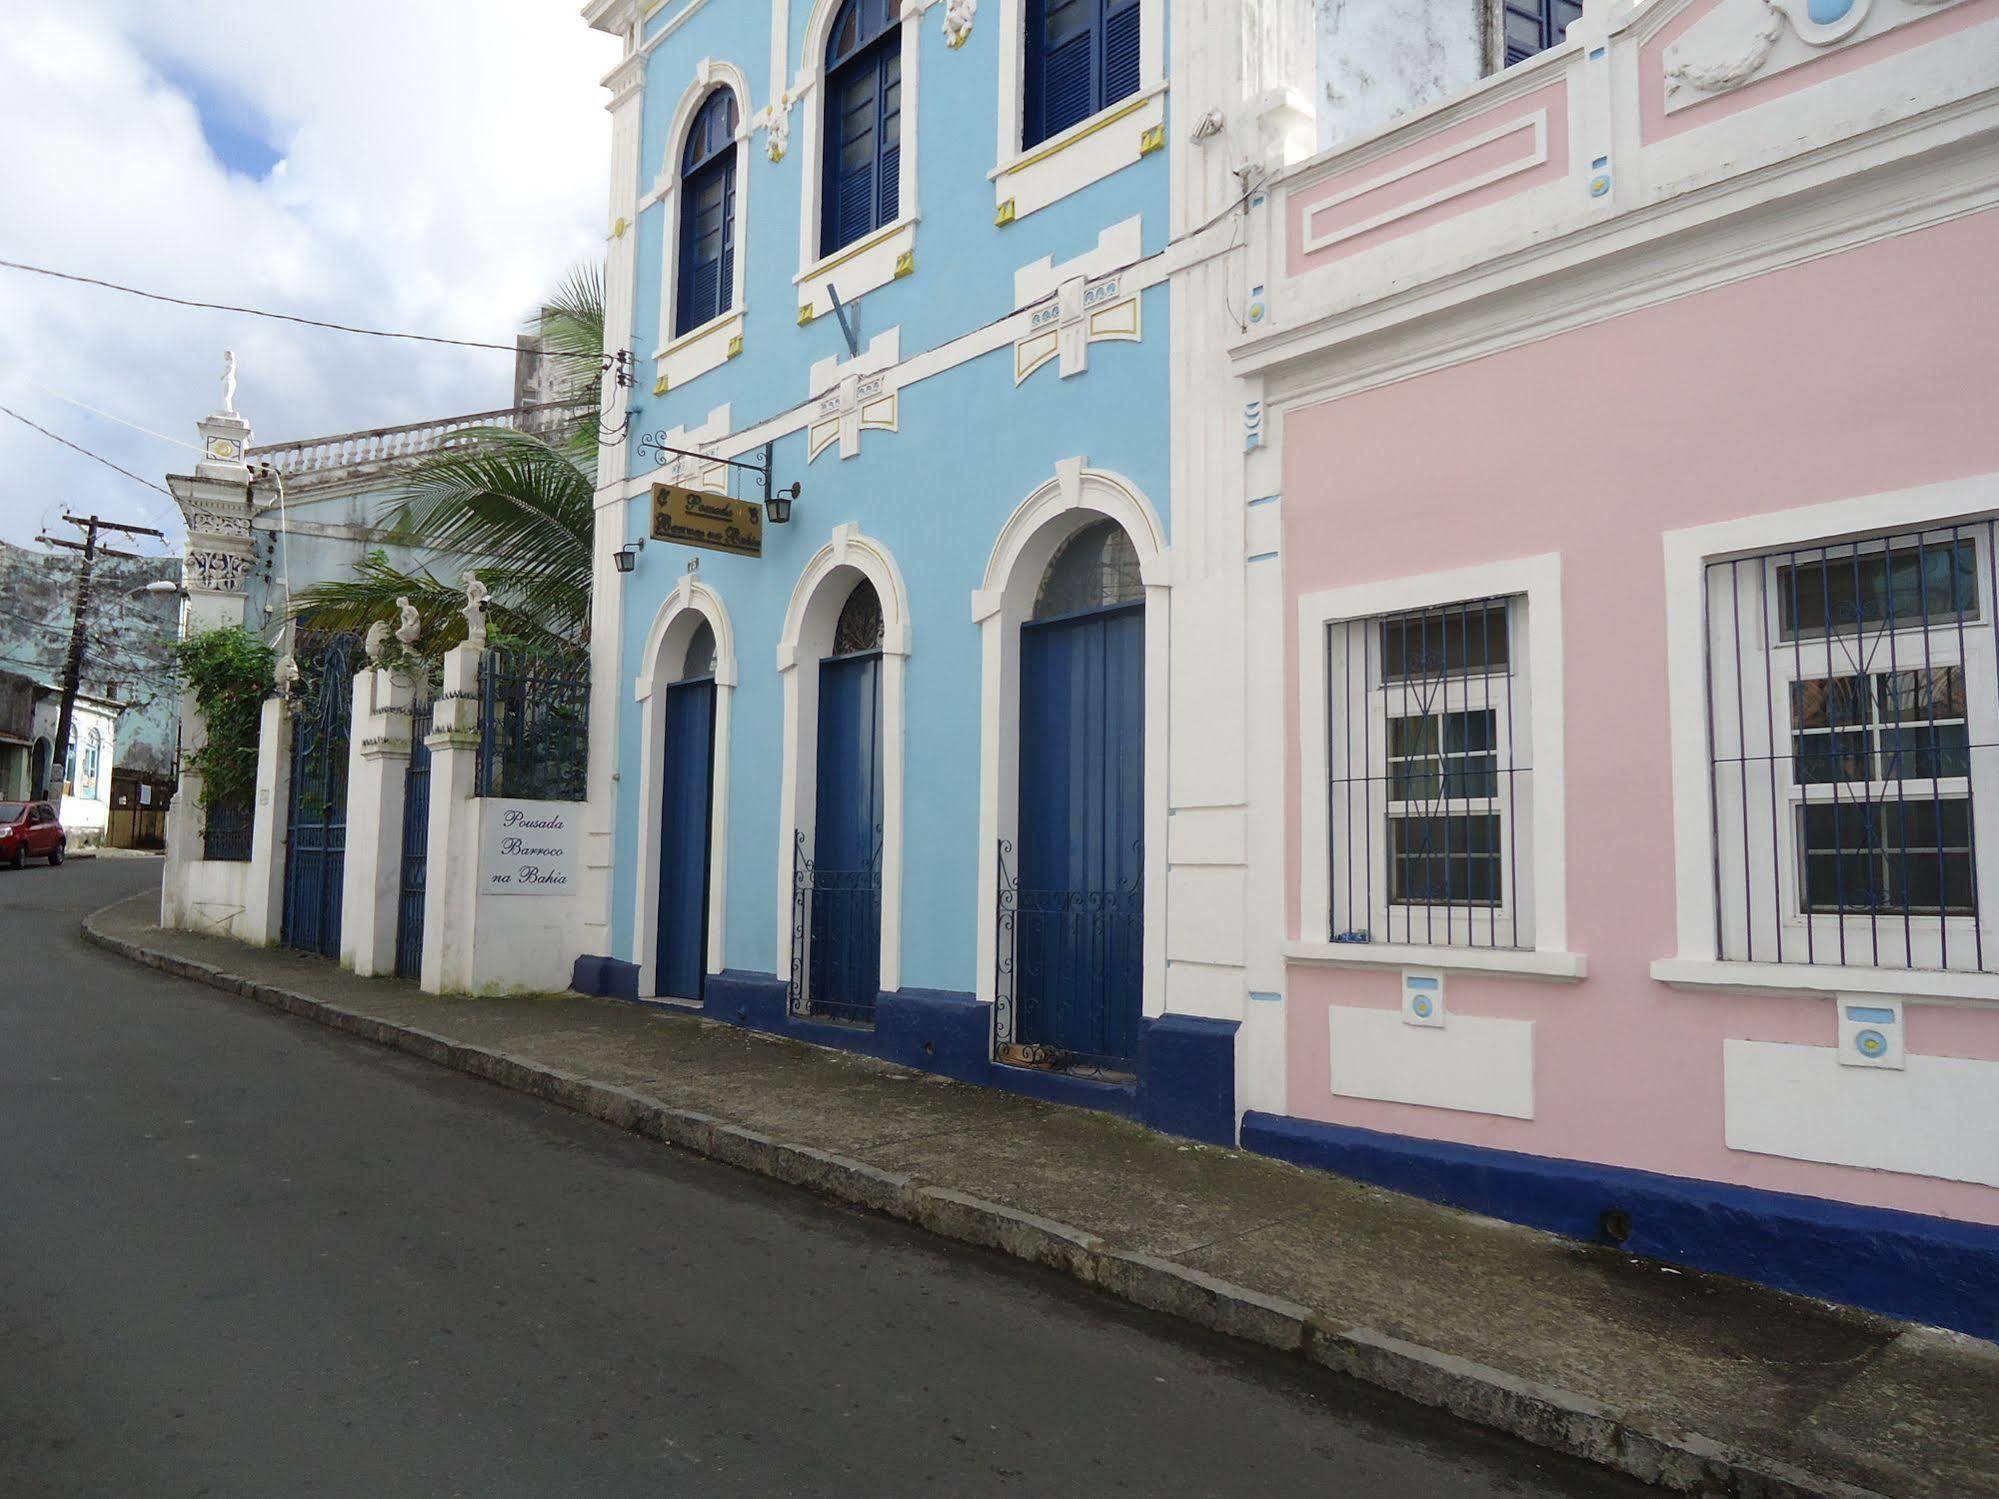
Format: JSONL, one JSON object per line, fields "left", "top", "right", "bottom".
{"left": 632, "top": 436, "right": 802, "bottom": 516}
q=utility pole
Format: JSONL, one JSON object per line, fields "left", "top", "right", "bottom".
{"left": 32, "top": 512, "right": 167, "bottom": 800}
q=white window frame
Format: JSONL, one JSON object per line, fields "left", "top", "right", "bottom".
{"left": 1658, "top": 475, "right": 1999, "bottom": 1002}
{"left": 1292, "top": 552, "right": 1580, "bottom": 980}
{"left": 791, "top": 0, "right": 925, "bottom": 324}
{"left": 645, "top": 62, "right": 755, "bottom": 393}
{"left": 989, "top": 0, "right": 1165, "bottom": 223}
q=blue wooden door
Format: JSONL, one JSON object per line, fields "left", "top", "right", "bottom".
{"left": 1016, "top": 602, "right": 1144, "bottom": 1070}
{"left": 808, "top": 652, "right": 883, "bottom": 1022}
{"left": 656, "top": 678, "right": 717, "bottom": 1000}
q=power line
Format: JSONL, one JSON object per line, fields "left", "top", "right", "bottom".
{"left": 13, "top": 378, "right": 201, "bottom": 452}
{"left": 0, "top": 258, "right": 608, "bottom": 363}
{"left": 0, "top": 401, "right": 173, "bottom": 497}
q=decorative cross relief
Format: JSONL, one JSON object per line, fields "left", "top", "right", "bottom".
{"left": 1012, "top": 215, "right": 1144, "bottom": 385}
{"left": 645, "top": 404, "right": 734, "bottom": 491}
{"left": 1014, "top": 273, "right": 1140, "bottom": 383}
{"left": 806, "top": 330, "right": 901, "bottom": 462}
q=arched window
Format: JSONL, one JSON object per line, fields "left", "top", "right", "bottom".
{"left": 831, "top": 579, "right": 885, "bottom": 655}
{"left": 679, "top": 619, "right": 717, "bottom": 681}
{"left": 1032, "top": 519, "right": 1142, "bottom": 620}
{"left": 821, "top": 0, "right": 901, "bottom": 257}
{"left": 1023, "top": 0, "right": 1140, "bottom": 149}
{"left": 677, "top": 89, "right": 740, "bottom": 336}
{"left": 83, "top": 727, "right": 102, "bottom": 796}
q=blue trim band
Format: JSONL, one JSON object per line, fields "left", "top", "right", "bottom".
{"left": 1242, "top": 1112, "right": 1999, "bottom": 1340}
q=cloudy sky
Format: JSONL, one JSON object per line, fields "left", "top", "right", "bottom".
{"left": 0, "top": 2, "right": 617, "bottom": 552}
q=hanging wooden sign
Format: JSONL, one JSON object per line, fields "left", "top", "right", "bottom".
{"left": 650, "top": 483, "right": 762, "bottom": 558}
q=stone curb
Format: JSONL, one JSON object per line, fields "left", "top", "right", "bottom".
{"left": 81, "top": 906, "right": 1885, "bottom": 1499}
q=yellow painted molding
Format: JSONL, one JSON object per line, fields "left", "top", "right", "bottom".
{"left": 727, "top": 333, "right": 744, "bottom": 358}
{"left": 652, "top": 375, "right": 669, "bottom": 396}
{"left": 893, "top": 249, "right": 915, "bottom": 279}
{"left": 611, "top": 215, "right": 630, "bottom": 239}
{"left": 1004, "top": 92, "right": 1154, "bottom": 177}
{"left": 797, "top": 303, "right": 816, "bottom": 325}
{"left": 995, "top": 198, "right": 1017, "bottom": 226}
{"left": 1138, "top": 124, "right": 1165, "bottom": 156}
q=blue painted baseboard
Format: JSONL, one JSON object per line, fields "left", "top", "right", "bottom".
{"left": 570, "top": 954, "right": 639, "bottom": 1002}
{"left": 1138, "top": 1015, "right": 1239, "bottom": 1146}
{"left": 1242, "top": 1112, "right": 1999, "bottom": 1341}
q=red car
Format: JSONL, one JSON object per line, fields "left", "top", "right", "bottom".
{"left": 0, "top": 801, "right": 66, "bottom": 868}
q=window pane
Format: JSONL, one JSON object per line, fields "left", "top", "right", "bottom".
{"left": 1379, "top": 601, "right": 1509, "bottom": 682}
{"left": 1799, "top": 798, "right": 1974, "bottom": 915}
{"left": 1777, "top": 537, "right": 1978, "bottom": 638}
{"left": 1389, "top": 814, "right": 1503, "bottom": 907}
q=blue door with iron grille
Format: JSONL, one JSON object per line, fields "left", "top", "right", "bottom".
{"left": 808, "top": 651, "right": 883, "bottom": 1022}
{"left": 656, "top": 677, "right": 716, "bottom": 1000}
{"left": 394, "top": 693, "right": 434, "bottom": 982}
{"left": 282, "top": 633, "right": 358, "bottom": 960}
{"left": 1015, "top": 602, "right": 1144, "bottom": 1070}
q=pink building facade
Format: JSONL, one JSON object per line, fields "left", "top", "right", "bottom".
{"left": 1229, "top": 0, "right": 1999, "bottom": 1336}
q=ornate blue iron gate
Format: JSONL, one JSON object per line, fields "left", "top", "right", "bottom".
{"left": 281, "top": 633, "right": 359, "bottom": 959}
{"left": 394, "top": 691, "right": 435, "bottom": 981}
{"left": 997, "top": 601, "right": 1145, "bottom": 1074}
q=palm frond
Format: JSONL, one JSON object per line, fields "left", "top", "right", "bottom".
{"left": 536, "top": 261, "right": 605, "bottom": 360}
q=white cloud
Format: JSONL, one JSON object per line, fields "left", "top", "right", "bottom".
{"left": 0, "top": 0, "right": 616, "bottom": 548}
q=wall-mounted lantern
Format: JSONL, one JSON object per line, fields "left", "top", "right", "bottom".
{"left": 613, "top": 538, "right": 646, "bottom": 574}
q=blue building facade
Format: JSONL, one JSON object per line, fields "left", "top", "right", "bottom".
{"left": 576, "top": 0, "right": 1248, "bottom": 1136}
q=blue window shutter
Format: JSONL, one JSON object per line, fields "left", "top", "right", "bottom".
{"left": 676, "top": 90, "right": 739, "bottom": 336}
{"left": 821, "top": 24, "right": 900, "bottom": 255}
{"left": 1023, "top": 0, "right": 1141, "bottom": 149}
{"left": 1102, "top": 0, "right": 1140, "bottom": 107}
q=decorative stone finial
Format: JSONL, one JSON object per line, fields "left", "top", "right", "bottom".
{"left": 394, "top": 597, "right": 422, "bottom": 649}
{"left": 461, "top": 572, "right": 490, "bottom": 650}
{"left": 220, "top": 350, "right": 238, "bottom": 416}
{"left": 275, "top": 653, "right": 301, "bottom": 694}
{"left": 364, "top": 619, "right": 392, "bottom": 664}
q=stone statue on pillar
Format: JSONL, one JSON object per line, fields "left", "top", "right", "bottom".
{"left": 220, "top": 350, "right": 238, "bottom": 416}
{"left": 461, "top": 573, "right": 490, "bottom": 650}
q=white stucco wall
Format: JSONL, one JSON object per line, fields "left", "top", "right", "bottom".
{"left": 1316, "top": 0, "right": 1488, "bottom": 147}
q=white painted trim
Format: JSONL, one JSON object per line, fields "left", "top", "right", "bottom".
{"left": 1295, "top": 552, "right": 1571, "bottom": 963}
{"left": 1659, "top": 472, "right": 1999, "bottom": 973}
{"left": 793, "top": 0, "right": 924, "bottom": 294}
{"left": 777, "top": 524, "right": 913, "bottom": 998}
{"left": 972, "top": 462, "right": 1172, "bottom": 1022}
{"left": 630, "top": 576, "right": 739, "bottom": 996}
{"left": 1288, "top": 941, "right": 1586, "bottom": 980}
{"left": 1298, "top": 111, "right": 1549, "bottom": 255}
{"left": 652, "top": 64, "right": 755, "bottom": 377}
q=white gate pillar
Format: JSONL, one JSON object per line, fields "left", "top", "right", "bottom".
{"left": 420, "top": 643, "right": 484, "bottom": 994}
{"left": 240, "top": 695, "right": 292, "bottom": 946}
{"left": 341, "top": 665, "right": 415, "bottom": 977}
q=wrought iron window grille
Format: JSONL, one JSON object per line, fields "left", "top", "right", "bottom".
{"left": 1324, "top": 596, "right": 1531, "bottom": 951}
{"left": 201, "top": 796, "right": 254, "bottom": 862}
{"left": 789, "top": 826, "right": 885, "bottom": 1026}
{"left": 1705, "top": 520, "right": 1999, "bottom": 973}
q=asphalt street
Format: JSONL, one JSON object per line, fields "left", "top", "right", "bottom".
{"left": 0, "top": 859, "right": 1650, "bottom": 1498}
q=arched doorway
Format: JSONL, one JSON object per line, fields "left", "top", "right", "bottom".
{"left": 801, "top": 579, "right": 885, "bottom": 1023}
{"left": 656, "top": 620, "right": 718, "bottom": 1000}
{"left": 1010, "top": 520, "right": 1146, "bottom": 1073}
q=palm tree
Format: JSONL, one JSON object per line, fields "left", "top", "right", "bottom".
{"left": 290, "top": 265, "right": 605, "bottom": 659}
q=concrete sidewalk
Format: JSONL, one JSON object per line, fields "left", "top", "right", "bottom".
{"left": 86, "top": 894, "right": 1998, "bottom": 1498}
